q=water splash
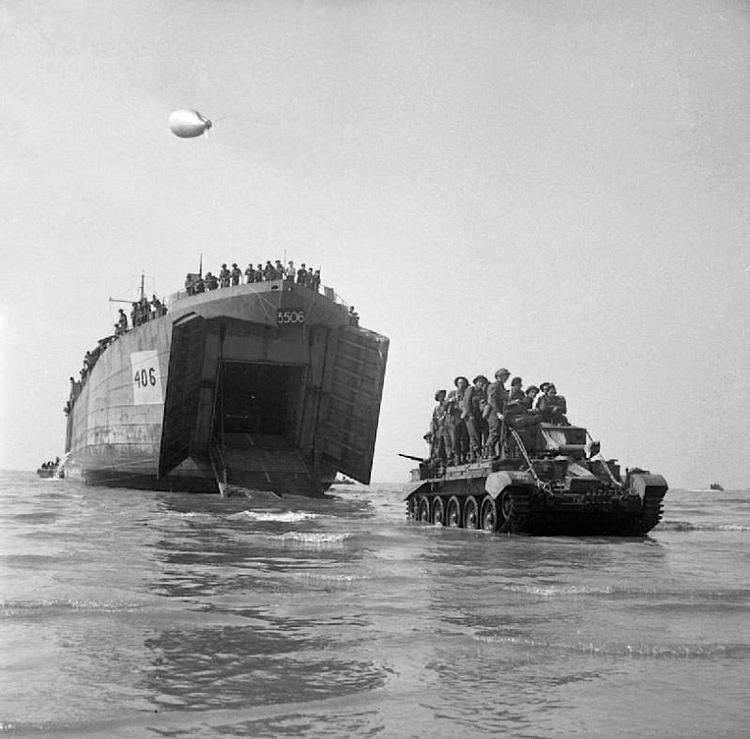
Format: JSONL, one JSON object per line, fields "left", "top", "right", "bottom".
{"left": 236, "top": 511, "right": 320, "bottom": 523}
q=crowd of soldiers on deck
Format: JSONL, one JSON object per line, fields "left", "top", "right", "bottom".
{"left": 426, "top": 368, "right": 569, "bottom": 465}
{"left": 181, "top": 259, "right": 365, "bottom": 324}
{"left": 184, "top": 259, "right": 322, "bottom": 295}
{"left": 64, "top": 338, "right": 113, "bottom": 414}
{"left": 114, "top": 294, "right": 167, "bottom": 338}
{"left": 65, "top": 294, "right": 167, "bottom": 415}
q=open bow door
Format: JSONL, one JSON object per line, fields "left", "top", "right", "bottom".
{"left": 158, "top": 313, "right": 208, "bottom": 478}
{"left": 320, "top": 326, "right": 389, "bottom": 484}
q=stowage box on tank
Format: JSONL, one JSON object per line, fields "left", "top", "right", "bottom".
{"left": 403, "top": 423, "right": 667, "bottom": 536}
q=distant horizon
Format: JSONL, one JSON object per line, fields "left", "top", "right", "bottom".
{"left": 3, "top": 468, "right": 744, "bottom": 495}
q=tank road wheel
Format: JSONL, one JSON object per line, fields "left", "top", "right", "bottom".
{"left": 417, "top": 496, "right": 431, "bottom": 523}
{"left": 497, "top": 487, "right": 531, "bottom": 534}
{"left": 446, "top": 496, "right": 462, "bottom": 528}
{"left": 496, "top": 488, "right": 517, "bottom": 533}
{"left": 463, "top": 496, "right": 479, "bottom": 530}
{"left": 406, "top": 495, "right": 418, "bottom": 520}
{"left": 500, "top": 489, "right": 514, "bottom": 521}
{"left": 480, "top": 495, "right": 498, "bottom": 533}
{"left": 431, "top": 496, "right": 445, "bottom": 526}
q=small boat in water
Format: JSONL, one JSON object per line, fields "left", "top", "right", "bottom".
{"left": 709, "top": 483, "right": 724, "bottom": 491}
{"left": 37, "top": 458, "right": 63, "bottom": 479}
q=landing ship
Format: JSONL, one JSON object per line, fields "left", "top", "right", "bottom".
{"left": 64, "top": 275, "right": 388, "bottom": 496}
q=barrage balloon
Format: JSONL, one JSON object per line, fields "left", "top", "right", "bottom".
{"left": 168, "top": 109, "right": 212, "bottom": 138}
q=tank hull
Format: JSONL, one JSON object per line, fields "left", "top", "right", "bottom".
{"left": 64, "top": 280, "right": 389, "bottom": 496}
{"left": 404, "top": 430, "right": 667, "bottom": 537}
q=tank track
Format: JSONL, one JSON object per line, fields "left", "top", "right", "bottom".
{"left": 496, "top": 487, "right": 531, "bottom": 534}
{"left": 635, "top": 487, "right": 665, "bottom": 534}
{"left": 406, "top": 487, "right": 533, "bottom": 534}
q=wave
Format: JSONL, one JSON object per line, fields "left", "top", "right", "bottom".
{"left": 254, "top": 531, "right": 355, "bottom": 547}
{"left": 231, "top": 510, "right": 320, "bottom": 523}
{"left": 0, "top": 598, "right": 145, "bottom": 619}
{"left": 503, "top": 583, "right": 615, "bottom": 597}
{"left": 658, "top": 520, "right": 750, "bottom": 532}
{"left": 293, "top": 571, "right": 368, "bottom": 583}
{"left": 494, "top": 582, "right": 750, "bottom": 605}
{"left": 474, "top": 634, "right": 750, "bottom": 659}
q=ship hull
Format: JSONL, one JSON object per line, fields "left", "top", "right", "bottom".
{"left": 65, "top": 280, "right": 388, "bottom": 496}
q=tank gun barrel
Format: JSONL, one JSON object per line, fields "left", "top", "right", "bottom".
{"left": 399, "top": 453, "right": 426, "bottom": 463}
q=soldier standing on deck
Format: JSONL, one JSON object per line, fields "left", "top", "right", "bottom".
{"left": 429, "top": 390, "right": 450, "bottom": 463}
{"left": 446, "top": 376, "right": 470, "bottom": 464}
{"left": 486, "top": 368, "right": 510, "bottom": 458}
{"left": 219, "top": 263, "right": 230, "bottom": 288}
{"left": 230, "top": 263, "right": 242, "bottom": 286}
{"left": 463, "top": 375, "right": 489, "bottom": 461}
{"left": 152, "top": 295, "right": 163, "bottom": 317}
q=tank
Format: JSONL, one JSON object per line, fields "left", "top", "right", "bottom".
{"left": 403, "top": 423, "right": 667, "bottom": 536}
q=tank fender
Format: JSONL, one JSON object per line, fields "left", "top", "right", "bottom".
{"left": 403, "top": 480, "right": 430, "bottom": 500}
{"left": 485, "top": 470, "right": 535, "bottom": 499}
{"left": 628, "top": 473, "right": 668, "bottom": 499}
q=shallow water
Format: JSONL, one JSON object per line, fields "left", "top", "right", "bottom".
{"left": 1, "top": 472, "right": 749, "bottom": 737}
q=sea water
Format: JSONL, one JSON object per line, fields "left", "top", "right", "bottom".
{"left": 1, "top": 471, "right": 749, "bottom": 738}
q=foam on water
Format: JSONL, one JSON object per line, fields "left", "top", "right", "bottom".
{"left": 1, "top": 597, "right": 146, "bottom": 618}
{"left": 243, "top": 530, "right": 355, "bottom": 548}
{"left": 503, "top": 583, "right": 615, "bottom": 597}
{"left": 473, "top": 633, "right": 750, "bottom": 659}
{"left": 233, "top": 510, "right": 320, "bottom": 523}
{"left": 658, "top": 520, "right": 750, "bottom": 532}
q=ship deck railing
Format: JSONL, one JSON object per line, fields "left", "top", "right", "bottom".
{"left": 163, "top": 279, "right": 350, "bottom": 312}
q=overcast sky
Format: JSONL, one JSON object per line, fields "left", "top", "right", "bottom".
{"left": 1, "top": 0, "right": 749, "bottom": 488}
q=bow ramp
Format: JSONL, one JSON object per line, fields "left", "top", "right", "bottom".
{"left": 209, "top": 434, "right": 322, "bottom": 497}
